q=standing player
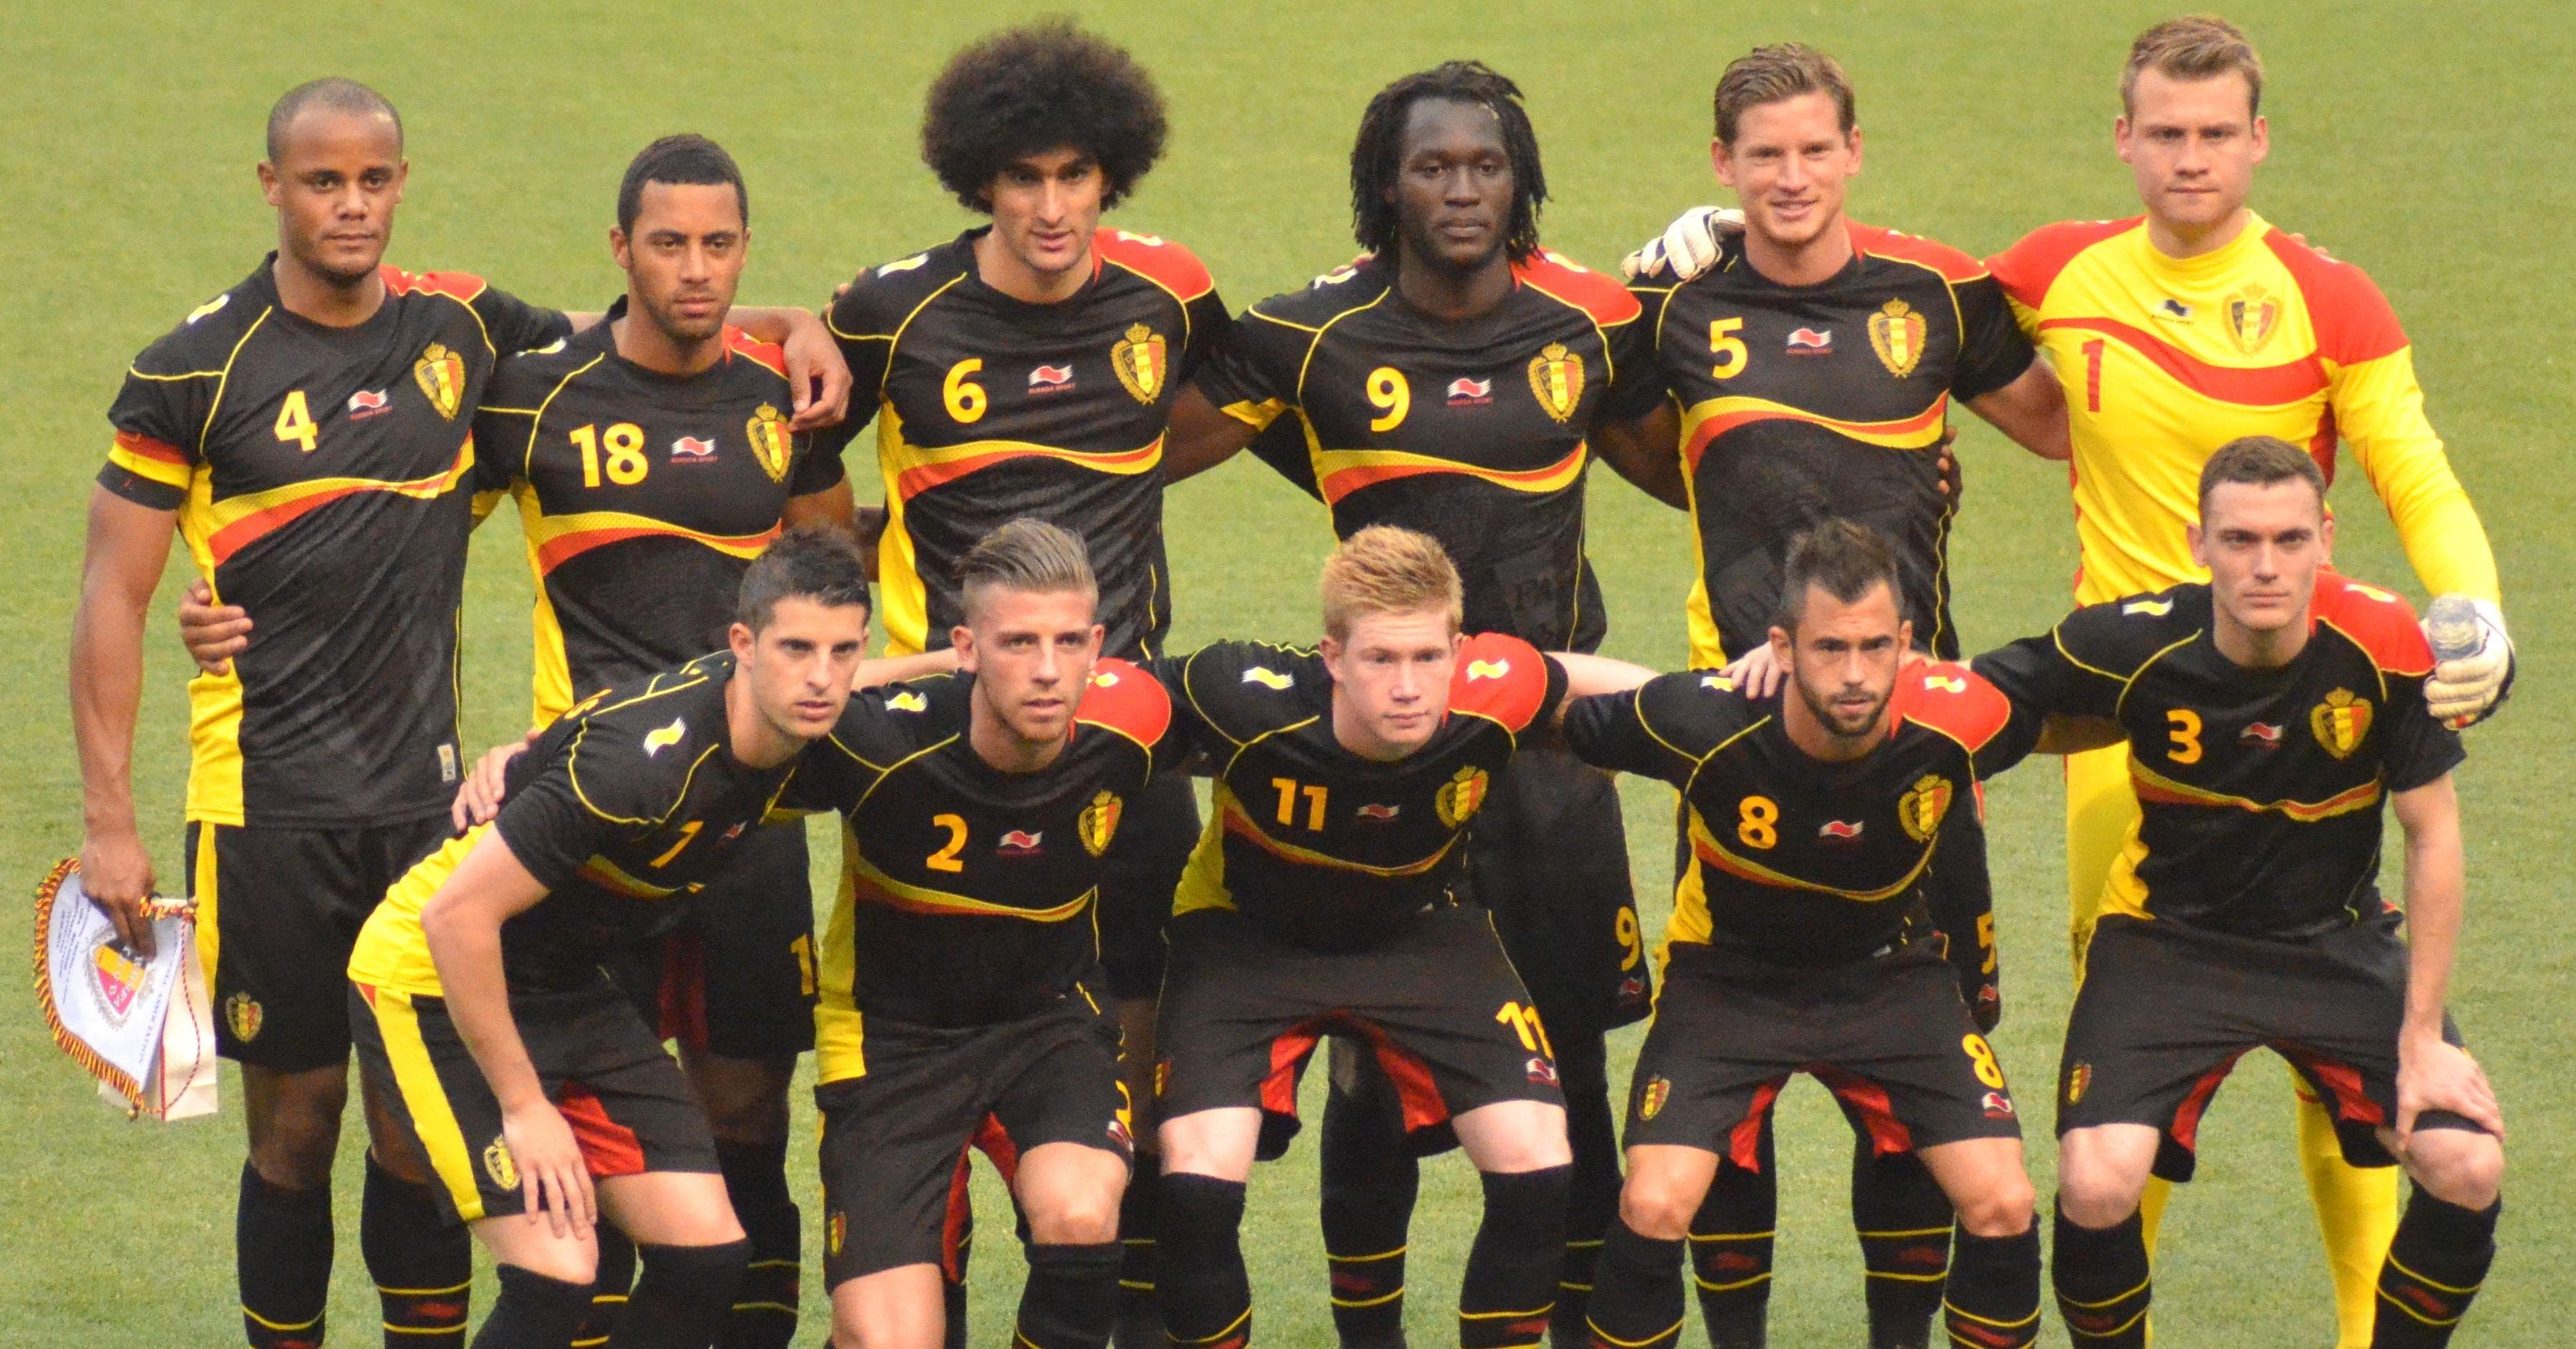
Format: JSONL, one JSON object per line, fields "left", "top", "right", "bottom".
{"left": 816, "top": 25, "right": 1227, "bottom": 1336}
{"left": 1144, "top": 526, "right": 1654, "bottom": 1349}
{"left": 348, "top": 528, "right": 873, "bottom": 1349}
{"left": 780, "top": 520, "right": 1178, "bottom": 1349}
{"left": 1566, "top": 521, "right": 2100, "bottom": 1349}
{"left": 1597, "top": 45, "right": 2066, "bottom": 1348}
{"left": 1161, "top": 61, "right": 1655, "bottom": 1346}
{"left": 1973, "top": 439, "right": 2505, "bottom": 1347}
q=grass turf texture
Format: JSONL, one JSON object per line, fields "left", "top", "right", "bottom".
{"left": 4, "top": 1, "right": 2568, "bottom": 1343}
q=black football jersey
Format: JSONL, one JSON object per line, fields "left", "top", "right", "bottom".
{"left": 1621, "top": 221, "right": 2034, "bottom": 665}
{"left": 1974, "top": 573, "right": 2463, "bottom": 938}
{"left": 1194, "top": 252, "right": 1650, "bottom": 652}
{"left": 100, "top": 256, "right": 568, "bottom": 826}
{"left": 820, "top": 228, "right": 1229, "bottom": 658}
{"left": 1565, "top": 662, "right": 2033, "bottom": 965}
{"left": 1154, "top": 634, "right": 1566, "bottom": 949}
{"left": 782, "top": 659, "right": 1181, "bottom": 1060}
{"left": 474, "top": 306, "right": 846, "bottom": 725}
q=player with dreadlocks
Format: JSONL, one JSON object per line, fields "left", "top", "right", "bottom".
{"left": 817, "top": 19, "right": 1230, "bottom": 1346}
{"left": 1166, "top": 60, "right": 1673, "bottom": 1348}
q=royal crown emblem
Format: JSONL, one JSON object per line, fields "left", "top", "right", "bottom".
{"left": 1867, "top": 299, "right": 1928, "bottom": 378}
{"left": 1435, "top": 765, "right": 1491, "bottom": 828}
{"left": 2224, "top": 282, "right": 2281, "bottom": 355}
{"left": 224, "top": 991, "right": 264, "bottom": 1042}
{"left": 483, "top": 1136, "right": 519, "bottom": 1190}
{"left": 746, "top": 404, "right": 793, "bottom": 483}
{"left": 1110, "top": 323, "right": 1167, "bottom": 405}
{"left": 413, "top": 342, "right": 465, "bottom": 419}
{"left": 2309, "top": 688, "right": 2372, "bottom": 759}
{"left": 1897, "top": 773, "right": 1953, "bottom": 843}
{"left": 1640, "top": 1075, "right": 1672, "bottom": 1120}
{"left": 1525, "top": 342, "right": 1584, "bottom": 423}
{"left": 1080, "top": 789, "right": 1124, "bottom": 858}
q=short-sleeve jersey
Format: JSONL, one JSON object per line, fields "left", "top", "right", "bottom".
{"left": 1564, "top": 663, "right": 2032, "bottom": 966}
{"left": 1194, "top": 251, "right": 1647, "bottom": 651}
{"left": 1972, "top": 573, "right": 2463, "bottom": 937}
{"left": 1155, "top": 634, "right": 1566, "bottom": 949}
{"left": 346, "top": 652, "right": 805, "bottom": 997}
{"left": 100, "top": 257, "right": 570, "bottom": 826}
{"left": 782, "top": 659, "right": 1179, "bottom": 1069}
{"left": 1987, "top": 213, "right": 2497, "bottom": 606}
{"left": 473, "top": 309, "right": 845, "bottom": 725}
{"left": 820, "top": 228, "right": 1228, "bottom": 658}
{"left": 1625, "top": 221, "right": 2034, "bottom": 665}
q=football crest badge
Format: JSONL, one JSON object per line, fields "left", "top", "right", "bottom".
{"left": 2066, "top": 1062, "right": 2092, "bottom": 1105}
{"left": 413, "top": 342, "right": 465, "bottom": 419}
{"left": 1639, "top": 1075, "right": 1671, "bottom": 1120}
{"left": 1897, "top": 774, "right": 1953, "bottom": 843}
{"left": 483, "top": 1137, "right": 519, "bottom": 1190}
{"left": 1525, "top": 342, "right": 1584, "bottom": 424}
{"left": 1080, "top": 790, "right": 1124, "bottom": 858}
{"left": 1111, "top": 323, "right": 1167, "bottom": 405}
{"left": 1867, "top": 299, "right": 1928, "bottom": 377}
{"left": 746, "top": 404, "right": 793, "bottom": 483}
{"left": 224, "top": 992, "right": 264, "bottom": 1042}
{"left": 2224, "top": 283, "right": 2280, "bottom": 354}
{"left": 1435, "top": 766, "right": 1491, "bottom": 828}
{"left": 2309, "top": 688, "right": 2372, "bottom": 759}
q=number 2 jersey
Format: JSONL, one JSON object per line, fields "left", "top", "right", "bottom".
{"left": 781, "top": 661, "right": 1183, "bottom": 1077}
{"left": 1193, "top": 251, "right": 1647, "bottom": 651}
{"left": 1973, "top": 572, "right": 2463, "bottom": 938}
{"left": 100, "top": 256, "right": 569, "bottom": 826}
{"left": 1563, "top": 664, "right": 2031, "bottom": 966}
{"left": 472, "top": 307, "right": 845, "bottom": 725}
{"left": 1159, "top": 634, "right": 1569, "bottom": 950}
{"left": 1622, "top": 221, "right": 2034, "bottom": 664}
{"left": 822, "top": 228, "right": 1228, "bottom": 658}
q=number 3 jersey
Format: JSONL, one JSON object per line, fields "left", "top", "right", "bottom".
{"left": 100, "top": 257, "right": 569, "bottom": 826}
{"left": 780, "top": 661, "right": 1183, "bottom": 1074}
{"left": 1157, "top": 634, "right": 1569, "bottom": 950}
{"left": 472, "top": 308, "right": 846, "bottom": 726}
{"left": 1973, "top": 572, "right": 2463, "bottom": 938}
{"left": 1563, "top": 664, "right": 2033, "bottom": 966}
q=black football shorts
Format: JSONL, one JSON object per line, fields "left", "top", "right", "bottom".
{"left": 604, "top": 821, "right": 816, "bottom": 1060}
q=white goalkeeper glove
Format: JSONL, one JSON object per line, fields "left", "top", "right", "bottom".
{"left": 1619, "top": 206, "right": 1743, "bottom": 283}
{"left": 2422, "top": 595, "right": 2513, "bottom": 728}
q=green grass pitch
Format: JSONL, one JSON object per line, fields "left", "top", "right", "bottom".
{"left": 4, "top": 1, "right": 2568, "bottom": 1343}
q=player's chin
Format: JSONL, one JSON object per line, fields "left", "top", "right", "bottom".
{"left": 1012, "top": 700, "right": 1073, "bottom": 738}
{"left": 1378, "top": 714, "right": 1437, "bottom": 749}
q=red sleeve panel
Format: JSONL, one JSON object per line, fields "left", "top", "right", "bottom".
{"left": 1450, "top": 634, "right": 1551, "bottom": 733}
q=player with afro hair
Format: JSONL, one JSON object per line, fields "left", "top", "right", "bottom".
{"left": 920, "top": 17, "right": 1169, "bottom": 213}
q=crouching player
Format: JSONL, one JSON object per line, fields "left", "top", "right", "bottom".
{"left": 1146, "top": 525, "right": 1653, "bottom": 1348}
{"left": 1973, "top": 439, "right": 2505, "bottom": 1347}
{"left": 345, "top": 528, "right": 873, "bottom": 1348}
{"left": 1565, "top": 520, "right": 2099, "bottom": 1349}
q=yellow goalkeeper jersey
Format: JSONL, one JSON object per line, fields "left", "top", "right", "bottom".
{"left": 1987, "top": 212, "right": 2496, "bottom": 606}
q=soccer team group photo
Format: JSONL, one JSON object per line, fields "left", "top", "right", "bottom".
{"left": 15, "top": 4, "right": 2562, "bottom": 1348}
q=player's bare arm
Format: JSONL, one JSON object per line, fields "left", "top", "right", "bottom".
{"left": 415, "top": 829, "right": 598, "bottom": 1236}
{"left": 1543, "top": 651, "right": 1657, "bottom": 730}
{"left": 1588, "top": 402, "right": 1688, "bottom": 509}
{"left": 2387, "top": 774, "right": 2501, "bottom": 1142}
{"left": 1963, "top": 360, "right": 2072, "bottom": 461}
{"left": 1158, "top": 383, "right": 1258, "bottom": 483}
{"left": 68, "top": 487, "right": 180, "bottom": 955}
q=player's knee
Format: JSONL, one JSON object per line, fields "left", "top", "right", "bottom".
{"left": 2407, "top": 1130, "right": 2504, "bottom": 1210}
{"left": 1617, "top": 1171, "right": 1703, "bottom": 1241}
{"left": 1954, "top": 1175, "right": 2037, "bottom": 1238}
{"left": 2054, "top": 1134, "right": 2151, "bottom": 1229}
{"left": 249, "top": 1112, "right": 344, "bottom": 1190}
{"left": 1025, "top": 1182, "right": 1124, "bottom": 1246}
{"left": 505, "top": 1241, "right": 600, "bottom": 1287}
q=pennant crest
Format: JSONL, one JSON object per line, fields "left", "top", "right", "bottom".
{"left": 1435, "top": 765, "right": 1491, "bottom": 829}
{"left": 1867, "top": 299, "right": 1928, "bottom": 377}
{"left": 1897, "top": 773, "right": 1954, "bottom": 843}
{"left": 1080, "top": 789, "right": 1124, "bottom": 858}
{"left": 1525, "top": 342, "right": 1584, "bottom": 423}
{"left": 746, "top": 404, "right": 793, "bottom": 483}
{"left": 2309, "top": 688, "right": 2372, "bottom": 759}
{"left": 412, "top": 342, "right": 466, "bottom": 419}
{"left": 92, "top": 943, "right": 145, "bottom": 1026}
{"left": 1111, "top": 323, "right": 1168, "bottom": 405}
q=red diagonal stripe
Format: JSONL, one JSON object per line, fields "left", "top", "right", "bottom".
{"left": 2038, "top": 316, "right": 2327, "bottom": 406}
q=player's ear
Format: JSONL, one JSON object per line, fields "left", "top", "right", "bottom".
{"left": 1709, "top": 138, "right": 1735, "bottom": 188}
{"left": 1897, "top": 617, "right": 1912, "bottom": 652}
{"left": 2317, "top": 512, "right": 2335, "bottom": 561}
{"left": 1768, "top": 624, "right": 1791, "bottom": 662}
{"left": 258, "top": 160, "right": 283, "bottom": 206}
{"left": 2186, "top": 520, "right": 2207, "bottom": 567}
{"left": 1845, "top": 124, "right": 1863, "bottom": 173}
{"left": 392, "top": 158, "right": 408, "bottom": 202}
{"left": 2114, "top": 117, "right": 2135, "bottom": 164}
{"left": 729, "top": 621, "right": 757, "bottom": 662}
{"left": 951, "top": 624, "right": 977, "bottom": 672}
{"left": 610, "top": 227, "right": 632, "bottom": 272}
{"left": 2249, "top": 115, "right": 2269, "bottom": 165}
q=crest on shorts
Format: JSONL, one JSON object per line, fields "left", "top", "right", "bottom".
{"left": 2224, "top": 283, "right": 2280, "bottom": 354}
{"left": 827, "top": 1210, "right": 846, "bottom": 1257}
{"left": 746, "top": 404, "right": 793, "bottom": 483}
{"left": 1080, "top": 789, "right": 1124, "bottom": 857}
{"left": 1525, "top": 343, "right": 1584, "bottom": 423}
{"left": 1897, "top": 774, "right": 1953, "bottom": 843}
{"left": 1867, "top": 299, "right": 1928, "bottom": 378}
{"left": 1154, "top": 1059, "right": 1172, "bottom": 1099}
{"left": 1110, "top": 323, "right": 1167, "bottom": 405}
{"left": 1435, "top": 766, "right": 1491, "bottom": 829}
{"left": 483, "top": 1136, "right": 519, "bottom": 1190}
{"left": 2309, "top": 688, "right": 2372, "bottom": 759}
{"left": 413, "top": 342, "right": 465, "bottom": 419}
{"left": 2066, "top": 1062, "right": 2092, "bottom": 1105}
{"left": 1640, "top": 1075, "right": 1671, "bottom": 1120}
{"left": 224, "top": 991, "right": 264, "bottom": 1042}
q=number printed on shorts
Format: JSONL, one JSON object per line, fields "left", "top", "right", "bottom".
{"left": 926, "top": 813, "right": 969, "bottom": 872}
{"left": 1495, "top": 1000, "right": 1554, "bottom": 1059}
{"left": 1736, "top": 795, "right": 1779, "bottom": 849}
{"left": 1616, "top": 907, "right": 1644, "bottom": 971}
{"left": 2165, "top": 708, "right": 2203, "bottom": 765}
{"left": 1962, "top": 1033, "right": 2005, "bottom": 1089}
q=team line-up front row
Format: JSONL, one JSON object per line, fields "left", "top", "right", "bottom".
{"left": 68, "top": 13, "right": 2519, "bottom": 1349}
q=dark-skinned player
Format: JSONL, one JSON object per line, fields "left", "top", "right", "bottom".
{"left": 817, "top": 22, "right": 1227, "bottom": 1342}
{"left": 1565, "top": 520, "right": 2111, "bottom": 1349}
{"left": 1146, "top": 525, "right": 1656, "bottom": 1349}
{"left": 125, "top": 87, "right": 844, "bottom": 1347}
{"left": 348, "top": 528, "right": 872, "bottom": 1349}
{"left": 1160, "top": 62, "right": 1663, "bottom": 1348}
{"left": 1591, "top": 46, "right": 2070, "bottom": 1348}
{"left": 1973, "top": 439, "right": 2505, "bottom": 1348}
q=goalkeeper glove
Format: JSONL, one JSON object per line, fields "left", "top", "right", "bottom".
{"left": 2422, "top": 595, "right": 2513, "bottom": 728}
{"left": 1619, "top": 206, "right": 1743, "bottom": 283}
